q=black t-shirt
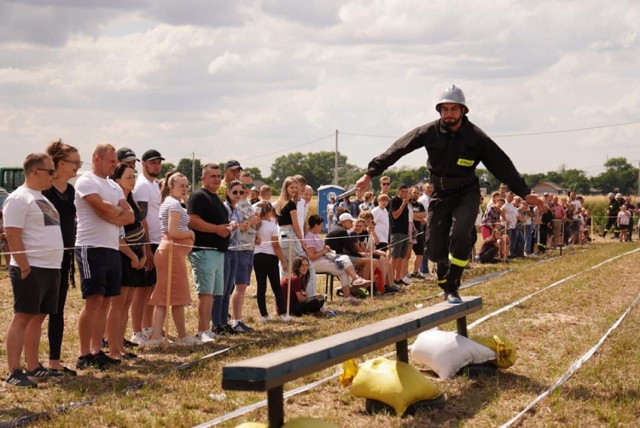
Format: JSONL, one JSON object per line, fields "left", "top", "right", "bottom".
{"left": 123, "top": 193, "right": 146, "bottom": 257}
{"left": 187, "top": 187, "right": 230, "bottom": 252}
{"left": 325, "top": 226, "right": 360, "bottom": 257}
{"left": 410, "top": 200, "right": 425, "bottom": 232}
{"left": 42, "top": 184, "right": 76, "bottom": 249}
{"left": 390, "top": 196, "right": 409, "bottom": 234}
{"left": 277, "top": 200, "right": 297, "bottom": 226}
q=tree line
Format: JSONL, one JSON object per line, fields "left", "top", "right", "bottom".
{"left": 163, "top": 153, "right": 639, "bottom": 195}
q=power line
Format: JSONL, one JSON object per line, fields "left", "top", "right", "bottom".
{"left": 238, "top": 133, "right": 334, "bottom": 162}
{"left": 340, "top": 118, "right": 640, "bottom": 140}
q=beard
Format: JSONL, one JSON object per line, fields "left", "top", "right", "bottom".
{"left": 442, "top": 116, "right": 462, "bottom": 129}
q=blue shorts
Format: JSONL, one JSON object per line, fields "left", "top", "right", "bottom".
{"left": 76, "top": 247, "right": 122, "bottom": 299}
{"left": 234, "top": 250, "right": 254, "bottom": 285}
{"left": 189, "top": 249, "right": 225, "bottom": 296}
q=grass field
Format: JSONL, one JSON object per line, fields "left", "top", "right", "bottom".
{"left": 0, "top": 238, "right": 639, "bottom": 427}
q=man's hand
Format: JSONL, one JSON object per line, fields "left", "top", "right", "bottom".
{"left": 355, "top": 174, "right": 371, "bottom": 191}
{"left": 525, "top": 193, "right": 546, "bottom": 213}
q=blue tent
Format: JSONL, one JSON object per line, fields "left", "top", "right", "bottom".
{"left": 317, "top": 184, "right": 344, "bottom": 233}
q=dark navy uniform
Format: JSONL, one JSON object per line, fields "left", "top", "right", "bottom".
{"left": 365, "top": 116, "right": 530, "bottom": 294}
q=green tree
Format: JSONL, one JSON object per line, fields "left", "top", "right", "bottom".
{"left": 269, "top": 151, "right": 351, "bottom": 190}
{"left": 160, "top": 162, "right": 176, "bottom": 178}
{"left": 561, "top": 169, "right": 591, "bottom": 194}
{"left": 243, "top": 167, "right": 270, "bottom": 184}
{"left": 175, "top": 158, "right": 203, "bottom": 188}
{"left": 592, "top": 157, "right": 638, "bottom": 194}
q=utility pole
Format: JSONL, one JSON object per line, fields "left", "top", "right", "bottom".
{"left": 192, "top": 152, "right": 196, "bottom": 189}
{"left": 334, "top": 129, "right": 339, "bottom": 185}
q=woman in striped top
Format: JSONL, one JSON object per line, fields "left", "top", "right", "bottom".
{"left": 147, "top": 172, "right": 201, "bottom": 347}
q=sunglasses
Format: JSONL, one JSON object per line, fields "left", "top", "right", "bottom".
{"left": 37, "top": 168, "right": 56, "bottom": 176}
{"left": 231, "top": 190, "right": 245, "bottom": 196}
{"left": 381, "top": 182, "right": 390, "bottom": 186}
{"left": 63, "top": 159, "right": 83, "bottom": 167}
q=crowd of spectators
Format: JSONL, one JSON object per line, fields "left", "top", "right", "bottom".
{"left": 2, "top": 142, "right": 638, "bottom": 388}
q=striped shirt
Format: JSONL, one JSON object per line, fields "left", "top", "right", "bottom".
{"left": 160, "top": 196, "right": 190, "bottom": 233}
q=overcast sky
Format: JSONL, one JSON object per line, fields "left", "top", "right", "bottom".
{"left": 1, "top": 0, "right": 639, "bottom": 179}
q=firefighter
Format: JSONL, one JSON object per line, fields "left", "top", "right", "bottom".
{"left": 602, "top": 192, "right": 620, "bottom": 238}
{"left": 356, "top": 84, "right": 544, "bottom": 303}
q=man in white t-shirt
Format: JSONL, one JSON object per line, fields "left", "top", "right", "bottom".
{"left": 3, "top": 153, "right": 63, "bottom": 388}
{"left": 417, "top": 182, "right": 433, "bottom": 277}
{"left": 75, "top": 144, "right": 134, "bottom": 371}
{"left": 501, "top": 192, "right": 519, "bottom": 257}
{"left": 130, "top": 149, "right": 164, "bottom": 344}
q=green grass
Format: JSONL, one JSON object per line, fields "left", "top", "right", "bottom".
{"left": 0, "top": 240, "right": 639, "bottom": 427}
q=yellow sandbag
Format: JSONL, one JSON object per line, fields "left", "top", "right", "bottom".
{"left": 283, "top": 417, "right": 340, "bottom": 427}
{"left": 234, "top": 423, "right": 267, "bottom": 428}
{"left": 470, "top": 335, "right": 517, "bottom": 368}
{"left": 339, "top": 358, "right": 359, "bottom": 387}
{"left": 351, "top": 357, "right": 441, "bottom": 416}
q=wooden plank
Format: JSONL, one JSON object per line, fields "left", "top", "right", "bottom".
{"left": 223, "top": 296, "right": 482, "bottom": 391}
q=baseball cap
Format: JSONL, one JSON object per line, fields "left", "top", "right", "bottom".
{"left": 339, "top": 213, "right": 356, "bottom": 222}
{"left": 224, "top": 160, "right": 242, "bottom": 170}
{"left": 117, "top": 147, "right": 139, "bottom": 163}
{"left": 141, "top": 149, "right": 165, "bottom": 162}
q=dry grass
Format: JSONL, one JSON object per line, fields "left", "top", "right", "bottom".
{"left": 0, "top": 239, "right": 639, "bottom": 427}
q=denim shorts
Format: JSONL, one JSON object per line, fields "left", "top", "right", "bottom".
{"left": 234, "top": 250, "right": 254, "bottom": 285}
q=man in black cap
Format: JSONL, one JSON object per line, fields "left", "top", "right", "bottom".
{"left": 218, "top": 160, "right": 242, "bottom": 199}
{"left": 130, "top": 148, "right": 165, "bottom": 345}
{"left": 116, "top": 147, "right": 139, "bottom": 169}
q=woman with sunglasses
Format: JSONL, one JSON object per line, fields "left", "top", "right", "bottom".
{"left": 213, "top": 180, "right": 243, "bottom": 335}
{"left": 146, "top": 172, "right": 200, "bottom": 347}
{"left": 106, "top": 164, "right": 147, "bottom": 359}
{"left": 42, "top": 140, "right": 82, "bottom": 375}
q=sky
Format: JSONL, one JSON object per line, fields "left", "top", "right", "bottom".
{"left": 1, "top": 0, "right": 639, "bottom": 180}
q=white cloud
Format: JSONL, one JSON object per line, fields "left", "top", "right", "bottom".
{"left": 1, "top": 0, "right": 639, "bottom": 179}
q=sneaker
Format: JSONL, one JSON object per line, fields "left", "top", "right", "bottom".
{"left": 6, "top": 369, "right": 37, "bottom": 388}
{"left": 130, "top": 331, "right": 149, "bottom": 346}
{"left": 401, "top": 275, "right": 413, "bottom": 285}
{"left": 142, "top": 327, "right": 153, "bottom": 338}
{"left": 25, "top": 363, "right": 63, "bottom": 380}
{"left": 258, "top": 315, "right": 274, "bottom": 323}
{"left": 446, "top": 292, "right": 463, "bottom": 304}
{"left": 121, "top": 352, "right": 138, "bottom": 359}
{"left": 123, "top": 338, "right": 139, "bottom": 349}
{"left": 50, "top": 366, "right": 78, "bottom": 377}
{"left": 214, "top": 325, "right": 239, "bottom": 336}
{"left": 175, "top": 335, "right": 203, "bottom": 346}
{"left": 196, "top": 330, "right": 217, "bottom": 343}
{"left": 142, "top": 338, "right": 165, "bottom": 348}
{"left": 384, "top": 284, "right": 400, "bottom": 294}
{"left": 231, "top": 321, "right": 253, "bottom": 334}
{"left": 344, "top": 296, "right": 362, "bottom": 305}
{"left": 418, "top": 271, "right": 432, "bottom": 279}
{"left": 93, "top": 351, "right": 121, "bottom": 369}
{"left": 394, "top": 279, "right": 404, "bottom": 286}
{"left": 76, "top": 354, "right": 94, "bottom": 370}
{"left": 351, "top": 277, "right": 371, "bottom": 287}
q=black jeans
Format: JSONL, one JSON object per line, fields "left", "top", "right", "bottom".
{"left": 253, "top": 252, "right": 285, "bottom": 317}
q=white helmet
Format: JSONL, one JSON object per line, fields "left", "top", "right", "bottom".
{"left": 435, "top": 84, "right": 468, "bottom": 114}
{"left": 615, "top": 193, "right": 623, "bottom": 199}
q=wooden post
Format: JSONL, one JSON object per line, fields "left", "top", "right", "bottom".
{"left": 396, "top": 339, "right": 409, "bottom": 363}
{"left": 163, "top": 241, "right": 173, "bottom": 350}
{"left": 456, "top": 316, "right": 468, "bottom": 337}
{"left": 284, "top": 239, "right": 293, "bottom": 320}
{"left": 267, "top": 386, "right": 284, "bottom": 428}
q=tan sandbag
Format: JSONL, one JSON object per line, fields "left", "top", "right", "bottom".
{"left": 470, "top": 335, "right": 517, "bottom": 368}
{"left": 283, "top": 417, "right": 340, "bottom": 427}
{"left": 351, "top": 357, "right": 442, "bottom": 416}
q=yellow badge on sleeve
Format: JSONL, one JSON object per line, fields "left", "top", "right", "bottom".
{"left": 457, "top": 158, "right": 474, "bottom": 167}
